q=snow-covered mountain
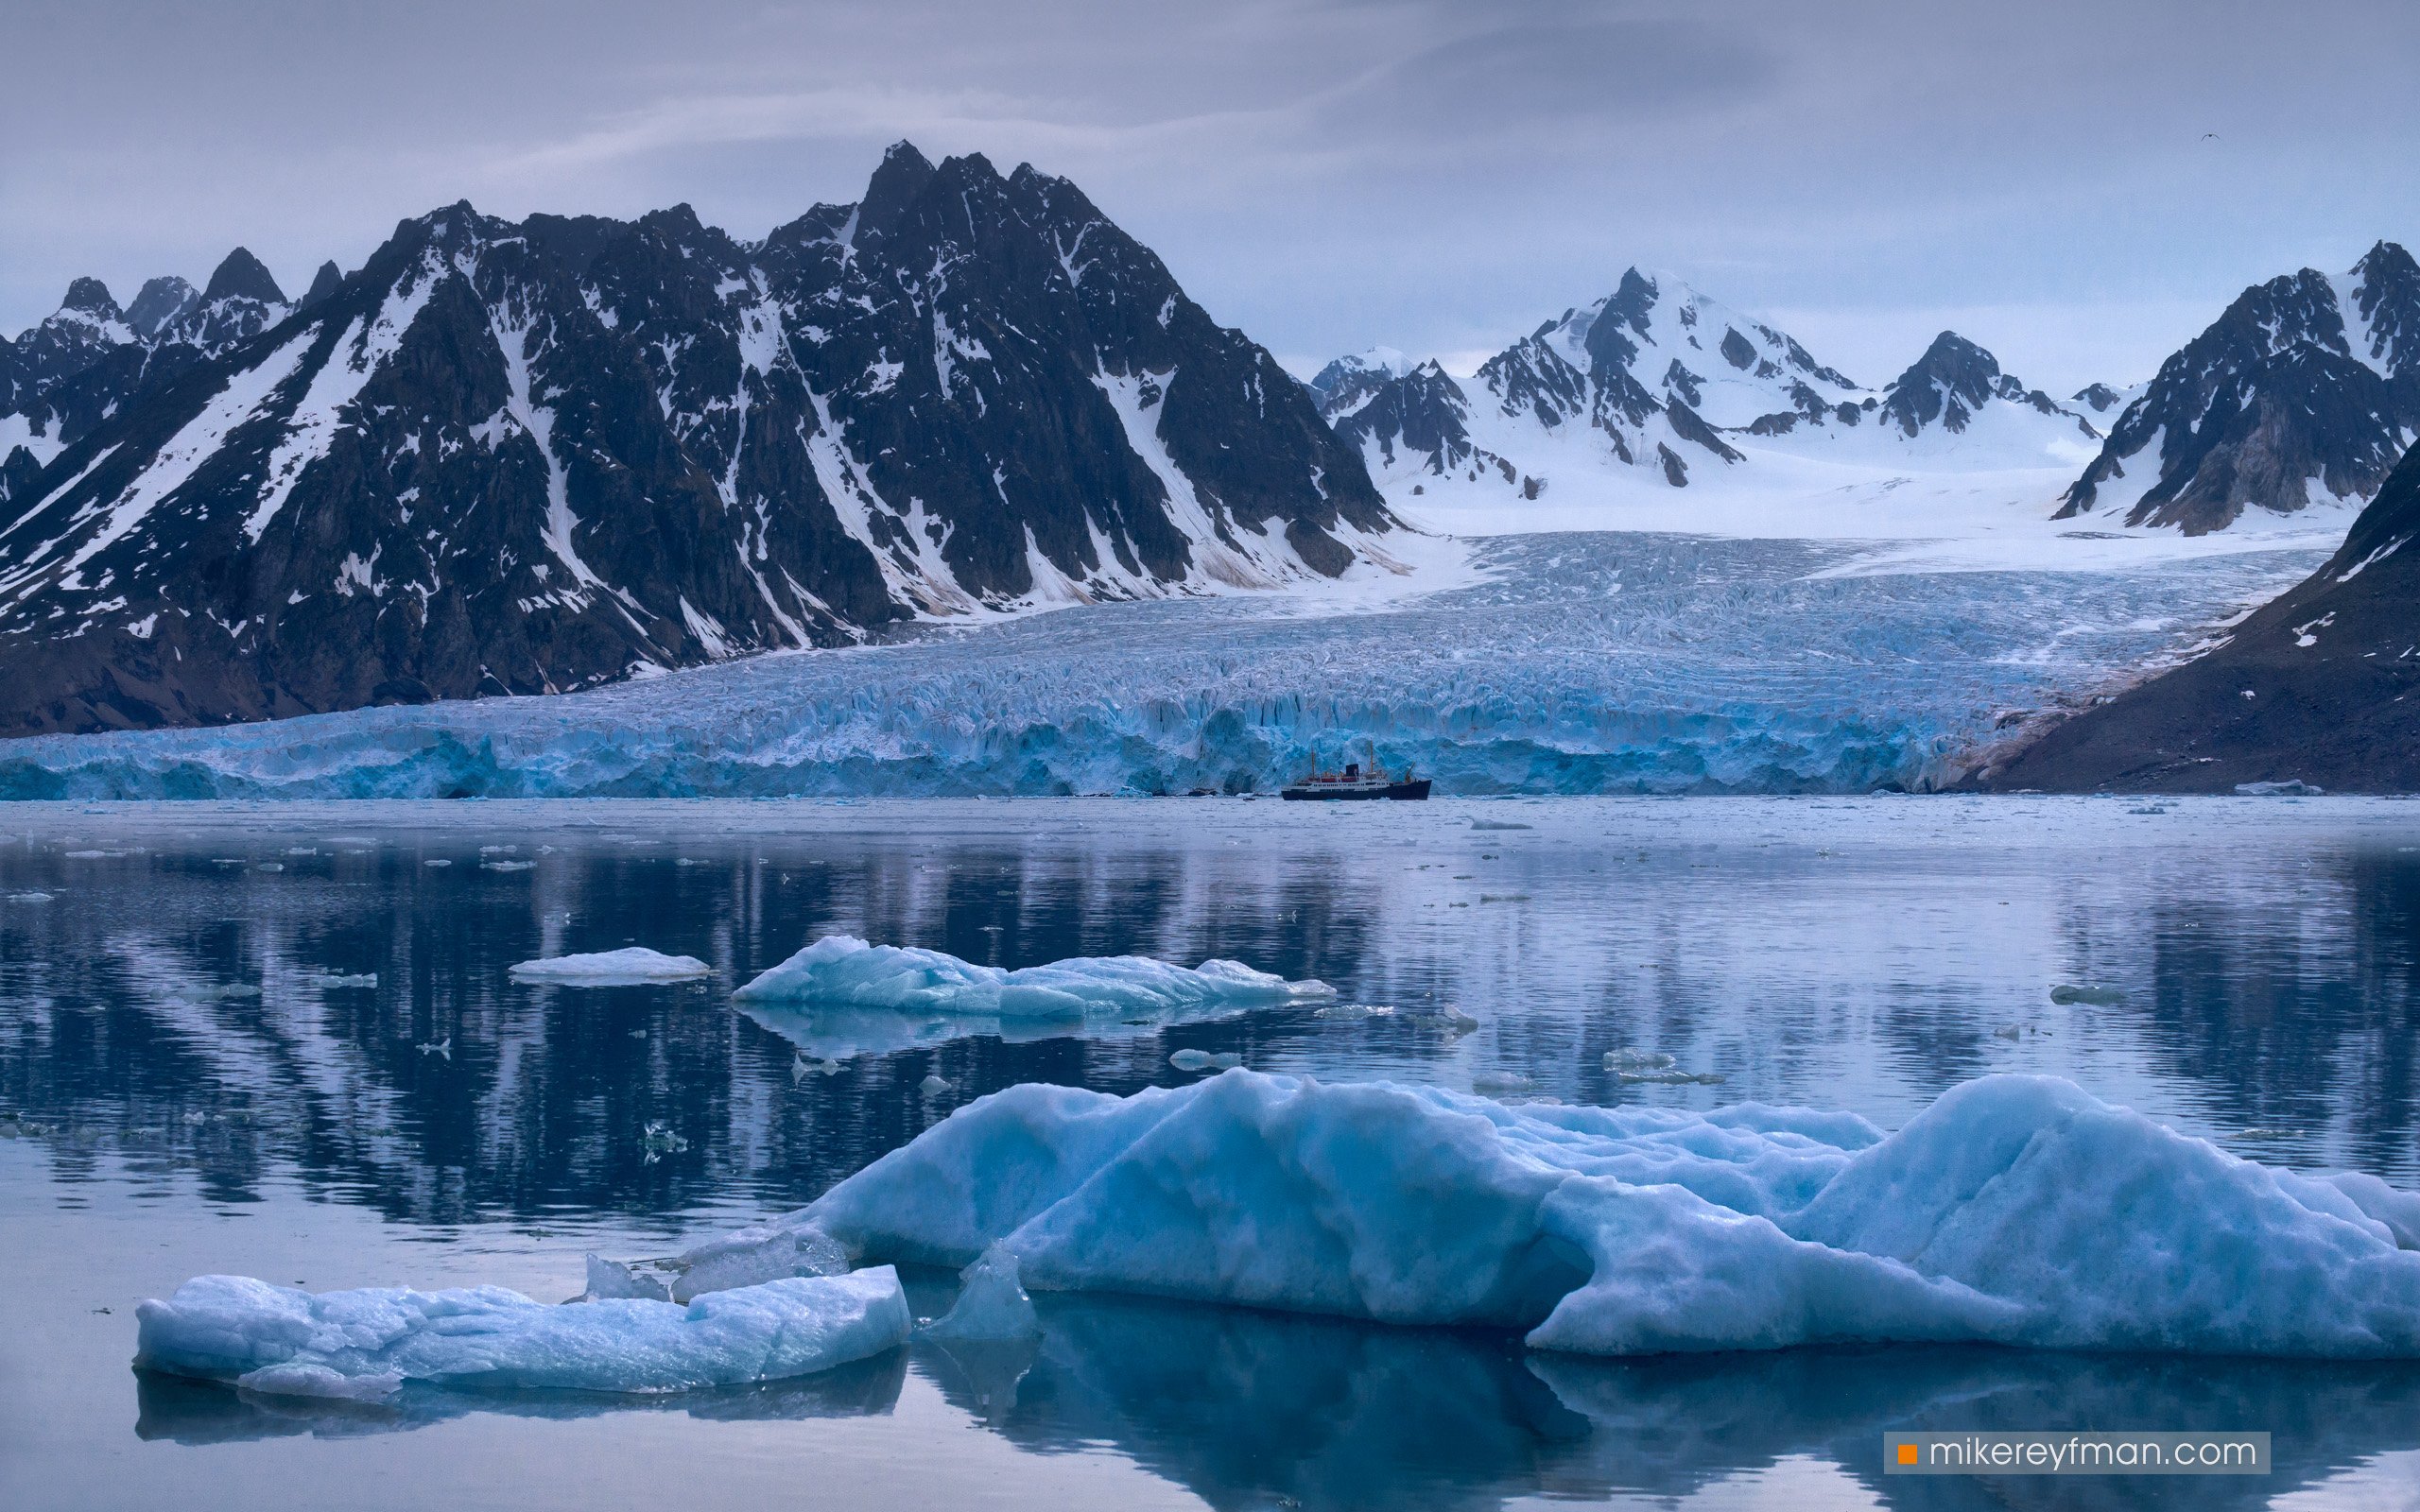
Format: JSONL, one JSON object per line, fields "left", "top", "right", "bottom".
{"left": 2055, "top": 242, "right": 2420, "bottom": 535}
{"left": 0, "top": 143, "right": 1395, "bottom": 736}
{"left": 1305, "top": 348, "right": 1414, "bottom": 421}
{"left": 1326, "top": 268, "right": 2100, "bottom": 522}
{"left": 0, "top": 249, "right": 336, "bottom": 501}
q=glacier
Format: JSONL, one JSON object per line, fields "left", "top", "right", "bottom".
{"left": 133, "top": 1268, "right": 910, "bottom": 1398}
{"left": 0, "top": 531, "right": 2332, "bottom": 799}
{"left": 679, "top": 1071, "right": 2420, "bottom": 1358}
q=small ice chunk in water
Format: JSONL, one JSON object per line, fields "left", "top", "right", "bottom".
{"left": 924, "top": 1247, "right": 1040, "bottom": 1343}
{"left": 134, "top": 1269, "right": 909, "bottom": 1396}
{"left": 672, "top": 1221, "right": 852, "bottom": 1302}
{"left": 2049, "top": 984, "right": 2126, "bottom": 1006}
{"left": 1168, "top": 1049, "right": 1241, "bottom": 1073}
{"left": 582, "top": 1253, "right": 671, "bottom": 1302}
{"left": 416, "top": 1037, "right": 451, "bottom": 1059}
{"left": 920, "top": 1074, "right": 955, "bottom": 1094}
{"left": 510, "top": 948, "right": 711, "bottom": 984}
{"left": 733, "top": 935, "right": 1331, "bottom": 1020}
{"left": 1468, "top": 818, "right": 1533, "bottom": 831}
{"left": 1607, "top": 1050, "right": 1675, "bottom": 1071}
{"left": 304, "top": 972, "right": 379, "bottom": 989}
{"left": 6, "top": 891, "right": 52, "bottom": 903}
{"left": 482, "top": 860, "right": 536, "bottom": 872}
{"left": 424, "top": 859, "right": 451, "bottom": 868}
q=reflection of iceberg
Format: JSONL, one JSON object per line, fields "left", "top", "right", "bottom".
{"left": 919, "top": 1292, "right": 2420, "bottom": 1512}
{"left": 133, "top": 1269, "right": 909, "bottom": 1398}
{"left": 725, "top": 1071, "right": 2420, "bottom": 1358}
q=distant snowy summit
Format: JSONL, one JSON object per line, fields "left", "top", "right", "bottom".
{"left": 1326, "top": 246, "right": 2420, "bottom": 537}
{"left": 0, "top": 248, "right": 341, "bottom": 504}
{"left": 0, "top": 142, "right": 1396, "bottom": 736}
{"left": 2056, "top": 241, "right": 2420, "bottom": 534}
{"left": 1320, "top": 267, "right": 2102, "bottom": 520}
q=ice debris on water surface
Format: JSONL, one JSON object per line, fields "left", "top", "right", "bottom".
{"left": 642, "top": 1121, "right": 688, "bottom": 1160}
{"left": 732, "top": 935, "right": 1332, "bottom": 1020}
{"left": 923, "top": 1247, "right": 1041, "bottom": 1344}
{"left": 1468, "top": 818, "right": 1533, "bottom": 832}
{"left": 920, "top": 1074, "right": 955, "bottom": 1094}
{"left": 6, "top": 891, "right": 52, "bottom": 903}
{"left": 416, "top": 1037, "right": 450, "bottom": 1059}
{"left": 2236, "top": 780, "right": 2323, "bottom": 797}
{"left": 132, "top": 1269, "right": 909, "bottom": 1398}
{"left": 671, "top": 1221, "right": 852, "bottom": 1303}
{"left": 509, "top": 947, "right": 711, "bottom": 985}
{"left": 1168, "top": 1049, "right": 1242, "bottom": 1073}
{"left": 1470, "top": 1070, "right": 1532, "bottom": 1093}
{"left": 303, "top": 972, "right": 378, "bottom": 989}
{"left": 2049, "top": 984, "right": 2126, "bottom": 1006}
{"left": 703, "top": 1070, "right": 2420, "bottom": 1359}
{"left": 581, "top": 1254, "right": 671, "bottom": 1302}
{"left": 1607, "top": 1050, "right": 1675, "bottom": 1072}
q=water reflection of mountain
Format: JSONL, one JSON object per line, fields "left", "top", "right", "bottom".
{"left": 134, "top": 1287, "right": 2420, "bottom": 1512}
{"left": 4, "top": 803, "right": 2419, "bottom": 1229}
{"left": 0, "top": 831, "right": 1396, "bottom": 1225}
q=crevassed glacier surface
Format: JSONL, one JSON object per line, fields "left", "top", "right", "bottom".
{"left": 133, "top": 1268, "right": 910, "bottom": 1398}
{"left": 0, "top": 532, "right": 2326, "bottom": 799}
{"left": 698, "top": 1071, "right": 2420, "bottom": 1358}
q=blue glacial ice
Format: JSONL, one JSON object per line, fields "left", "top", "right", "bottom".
{"left": 0, "top": 533, "right": 2328, "bottom": 799}
{"left": 133, "top": 1268, "right": 911, "bottom": 1398}
{"left": 733, "top": 935, "right": 1331, "bottom": 1020}
{"left": 698, "top": 1071, "right": 2420, "bottom": 1358}
{"left": 924, "top": 1248, "right": 1043, "bottom": 1344}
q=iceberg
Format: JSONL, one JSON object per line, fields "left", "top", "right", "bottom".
{"left": 133, "top": 1268, "right": 910, "bottom": 1398}
{"left": 509, "top": 947, "right": 712, "bottom": 984}
{"left": 732, "top": 935, "right": 1331, "bottom": 1021}
{"left": 694, "top": 1071, "right": 2420, "bottom": 1358}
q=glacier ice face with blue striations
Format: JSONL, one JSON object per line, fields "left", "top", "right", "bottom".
{"left": 133, "top": 1268, "right": 911, "bottom": 1399}
{"left": 746, "top": 1071, "right": 2420, "bottom": 1358}
{"left": 733, "top": 934, "right": 1332, "bottom": 1019}
{"left": 0, "top": 532, "right": 2329, "bottom": 799}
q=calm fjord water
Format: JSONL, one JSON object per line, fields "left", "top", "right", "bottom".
{"left": 2, "top": 797, "right": 2416, "bottom": 1510}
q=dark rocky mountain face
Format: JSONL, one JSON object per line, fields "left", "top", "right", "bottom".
{"left": 1979, "top": 442, "right": 2420, "bottom": 793}
{"left": 0, "top": 143, "right": 1393, "bottom": 736}
{"left": 2056, "top": 243, "right": 2420, "bottom": 535}
{"left": 2071, "top": 382, "right": 2127, "bottom": 415}
{"left": 1877, "top": 332, "right": 2094, "bottom": 438}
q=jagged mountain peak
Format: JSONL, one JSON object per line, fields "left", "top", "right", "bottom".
{"left": 1878, "top": 332, "right": 2003, "bottom": 436}
{"left": 2072, "top": 382, "right": 2127, "bottom": 414}
{"left": 201, "top": 247, "right": 285, "bottom": 306}
{"left": 0, "top": 144, "right": 1394, "bottom": 735}
{"left": 858, "top": 140, "right": 941, "bottom": 240}
{"left": 60, "top": 278, "right": 120, "bottom": 320}
{"left": 126, "top": 276, "right": 201, "bottom": 338}
{"left": 1306, "top": 348, "right": 1415, "bottom": 419}
{"left": 302, "top": 261, "right": 343, "bottom": 309}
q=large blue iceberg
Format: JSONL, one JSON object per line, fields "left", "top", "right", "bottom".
{"left": 695, "top": 1071, "right": 2420, "bottom": 1357}
{"left": 0, "top": 534, "right": 2326, "bottom": 799}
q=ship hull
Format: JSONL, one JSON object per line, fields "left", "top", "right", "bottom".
{"left": 1279, "top": 779, "right": 1432, "bottom": 801}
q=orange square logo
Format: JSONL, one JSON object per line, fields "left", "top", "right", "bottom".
{"left": 1896, "top": 1443, "right": 1919, "bottom": 1466}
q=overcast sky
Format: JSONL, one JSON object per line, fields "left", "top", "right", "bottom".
{"left": 8, "top": 0, "right": 2418, "bottom": 394}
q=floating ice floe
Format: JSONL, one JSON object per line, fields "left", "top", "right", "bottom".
{"left": 5, "top": 891, "right": 52, "bottom": 903}
{"left": 1168, "top": 1049, "right": 1242, "bottom": 1073}
{"left": 676, "top": 1072, "right": 2420, "bottom": 1359}
{"left": 303, "top": 971, "right": 378, "bottom": 989}
{"left": 132, "top": 1268, "right": 910, "bottom": 1399}
{"left": 509, "top": 947, "right": 712, "bottom": 985}
{"left": 2049, "top": 984, "right": 2126, "bottom": 1006}
{"left": 734, "top": 937, "right": 1330, "bottom": 1060}
{"left": 482, "top": 859, "right": 536, "bottom": 872}
{"left": 1468, "top": 818, "right": 1533, "bottom": 832}
{"left": 734, "top": 936, "right": 1331, "bottom": 1020}
{"left": 920, "top": 1074, "right": 955, "bottom": 1095}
